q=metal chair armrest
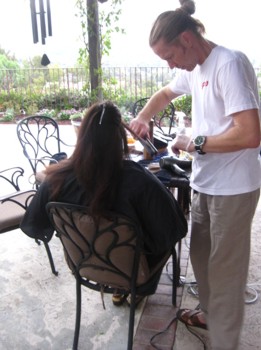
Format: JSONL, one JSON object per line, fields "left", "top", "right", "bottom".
{"left": 0, "top": 190, "right": 36, "bottom": 209}
{"left": 0, "top": 167, "right": 24, "bottom": 192}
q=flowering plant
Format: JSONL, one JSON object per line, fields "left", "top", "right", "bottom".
{"left": 57, "top": 109, "right": 83, "bottom": 121}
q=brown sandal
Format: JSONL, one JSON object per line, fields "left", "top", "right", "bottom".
{"left": 177, "top": 308, "right": 208, "bottom": 330}
{"left": 112, "top": 293, "right": 127, "bottom": 306}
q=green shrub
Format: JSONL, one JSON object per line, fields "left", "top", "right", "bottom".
{"left": 0, "top": 108, "right": 15, "bottom": 122}
{"left": 173, "top": 95, "right": 192, "bottom": 117}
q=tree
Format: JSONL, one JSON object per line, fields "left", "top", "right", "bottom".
{"left": 0, "top": 53, "right": 21, "bottom": 94}
{"left": 87, "top": 0, "right": 102, "bottom": 101}
{"left": 76, "top": 0, "right": 124, "bottom": 103}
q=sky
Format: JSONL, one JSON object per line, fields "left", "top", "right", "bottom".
{"left": 0, "top": 0, "right": 260, "bottom": 67}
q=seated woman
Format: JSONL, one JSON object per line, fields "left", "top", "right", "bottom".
{"left": 20, "top": 101, "right": 187, "bottom": 305}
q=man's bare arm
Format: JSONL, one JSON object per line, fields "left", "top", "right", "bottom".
{"left": 130, "top": 86, "right": 180, "bottom": 137}
{"left": 172, "top": 109, "right": 261, "bottom": 154}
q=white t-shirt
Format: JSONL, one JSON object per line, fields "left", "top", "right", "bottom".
{"left": 168, "top": 46, "right": 261, "bottom": 195}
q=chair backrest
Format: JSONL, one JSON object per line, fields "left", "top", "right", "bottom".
{"left": 132, "top": 97, "right": 176, "bottom": 136}
{"left": 16, "top": 116, "right": 63, "bottom": 176}
{"left": 46, "top": 202, "right": 151, "bottom": 291}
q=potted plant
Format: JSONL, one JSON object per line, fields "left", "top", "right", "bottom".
{"left": 70, "top": 112, "right": 83, "bottom": 135}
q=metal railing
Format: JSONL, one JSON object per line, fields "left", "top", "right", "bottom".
{"left": 0, "top": 66, "right": 175, "bottom": 112}
{"left": 0, "top": 66, "right": 260, "bottom": 112}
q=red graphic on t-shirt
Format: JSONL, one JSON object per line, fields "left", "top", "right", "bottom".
{"left": 202, "top": 81, "right": 209, "bottom": 89}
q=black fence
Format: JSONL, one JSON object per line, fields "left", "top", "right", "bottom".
{"left": 0, "top": 66, "right": 175, "bottom": 112}
{"left": 0, "top": 66, "right": 260, "bottom": 114}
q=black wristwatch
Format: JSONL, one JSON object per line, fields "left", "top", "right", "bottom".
{"left": 193, "top": 136, "right": 206, "bottom": 154}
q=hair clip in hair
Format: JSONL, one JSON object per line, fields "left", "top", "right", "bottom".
{"left": 99, "top": 105, "right": 106, "bottom": 125}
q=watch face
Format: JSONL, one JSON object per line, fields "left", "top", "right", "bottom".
{"left": 194, "top": 136, "right": 205, "bottom": 146}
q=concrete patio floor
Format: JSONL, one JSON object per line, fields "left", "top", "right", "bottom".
{"left": 1, "top": 123, "right": 260, "bottom": 349}
{"left": 0, "top": 123, "right": 145, "bottom": 350}
{"left": 0, "top": 226, "right": 147, "bottom": 350}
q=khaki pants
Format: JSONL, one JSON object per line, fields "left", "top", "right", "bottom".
{"left": 190, "top": 189, "right": 260, "bottom": 350}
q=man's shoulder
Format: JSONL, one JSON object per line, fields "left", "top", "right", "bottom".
{"left": 214, "top": 45, "right": 250, "bottom": 65}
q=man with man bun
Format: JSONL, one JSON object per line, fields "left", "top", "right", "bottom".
{"left": 130, "top": 1, "right": 261, "bottom": 349}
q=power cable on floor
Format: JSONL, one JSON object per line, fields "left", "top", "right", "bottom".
{"left": 149, "top": 315, "right": 177, "bottom": 350}
{"left": 162, "top": 262, "right": 260, "bottom": 350}
{"left": 185, "top": 324, "right": 208, "bottom": 350}
{"left": 166, "top": 261, "right": 260, "bottom": 304}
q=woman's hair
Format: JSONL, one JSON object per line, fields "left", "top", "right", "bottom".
{"left": 45, "top": 100, "right": 129, "bottom": 216}
{"left": 149, "top": 0, "right": 205, "bottom": 47}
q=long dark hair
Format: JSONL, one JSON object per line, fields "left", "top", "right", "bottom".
{"left": 45, "top": 101, "right": 129, "bottom": 216}
{"left": 149, "top": 0, "right": 205, "bottom": 47}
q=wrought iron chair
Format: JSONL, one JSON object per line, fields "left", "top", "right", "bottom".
{"left": 16, "top": 115, "right": 68, "bottom": 188}
{"left": 46, "top": 202, "right": 179, "bottom": 350}
{"left": 131, "top": 97, "right": 177, "bottom": 138}
{"left": 0, "top": 166, "right": 58, "bottom": 276}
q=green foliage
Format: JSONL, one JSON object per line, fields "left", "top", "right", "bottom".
{"left": 36, "top": 108, "right": 57, "bottom": 118}
{"left": 76, "top": 0, "right": 125, "bottom": 60}
{"left": 0, "top": 54, "right": 20, "bottom": 70}
{"left": 0, "top": 91, "right": 23, "bottom": 114}
{"left": 69, "top": 111, "right": 84, "bottom": 121}
{"left": 173, "top": 95, "right": 192, "bottom": 118}
{"left": 0, "top": 108, "right": 15, "bottom": 122}
{"left": 99, "top": 0, "right": 125, "bottom": 57}
{"left": 0, "top": 47, "right": 17, "bottom": 61}
{"left": 56, "top": 109, "right": 83, "bottom": 121}
{"left": 75, "top": 0, "right": 125, "bottom": 102}
{"left": 0, "top": 89, "right": 89, "bottom": 119}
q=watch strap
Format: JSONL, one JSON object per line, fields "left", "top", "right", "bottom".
{"left": 195, "top": 144, "right": 206, "bottom": 154}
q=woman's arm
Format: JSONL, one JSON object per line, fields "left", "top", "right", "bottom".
{"left": 20, "top": 181, "right": 54, "bottom": 241}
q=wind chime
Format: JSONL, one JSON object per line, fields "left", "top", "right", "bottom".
{"left": 30, "top": 0, "right": 52, "bottom": 66}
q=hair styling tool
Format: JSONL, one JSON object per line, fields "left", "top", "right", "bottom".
{"left": 123, "top": 122, "right": 158, "bottom": 157}
{"left": 159, "top": 156, "right": 190, "bottom": 179}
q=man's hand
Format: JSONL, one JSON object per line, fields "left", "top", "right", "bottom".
{"left": 171, "top": 134, "right": 194, "bottom": 154}
{"left": 129, "top": 116, "right": 150, "bottom": 138}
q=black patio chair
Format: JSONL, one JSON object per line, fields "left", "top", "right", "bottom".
{"left": 46, "top": 202, "right": 179, "bottom": 350}
{"left": 132, "top": 97, "right": 177, "bottom": 138}
{"left": 0, "top": 166, "right": 58, "bottom": 276}
{"left": 16, "top": 115, "right": 69, "bottom": 188}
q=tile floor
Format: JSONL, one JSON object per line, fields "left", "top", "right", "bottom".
{"left": 132, "top": 226, "right": 191, "bottom": 350}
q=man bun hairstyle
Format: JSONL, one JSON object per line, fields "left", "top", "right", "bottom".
{"left": 149, "top": 0, "right": 205, "bottom": 47}
{"left": 179, "top": 0, "right": 195, "bottom": 15}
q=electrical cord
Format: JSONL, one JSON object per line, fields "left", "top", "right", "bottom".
{"left": 161, "top": 262, "right": 260, "bottom": 350}
{"left": 184, "top": 324, "right": 208, "bottom": 350}
{"left": 149, "top": 315, "right": 178, "bottom": 349}
{"left": 184, "top": 280, "right": 260, "bottom": 304}
{"left": 166, "top": 261, "right": 260, "bottom": 304}
{"left": 149, "top": 272, "right": 260, "bottom": 350}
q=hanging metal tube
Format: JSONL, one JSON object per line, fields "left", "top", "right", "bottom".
{"left": 30, "top": 0, "right": 38, "bottom": 43}
{"left": 46, "top": 0, "right": 52, "bottom": 36}
{"left": 39, "top": 0, "right": 46, "bottom": 44}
